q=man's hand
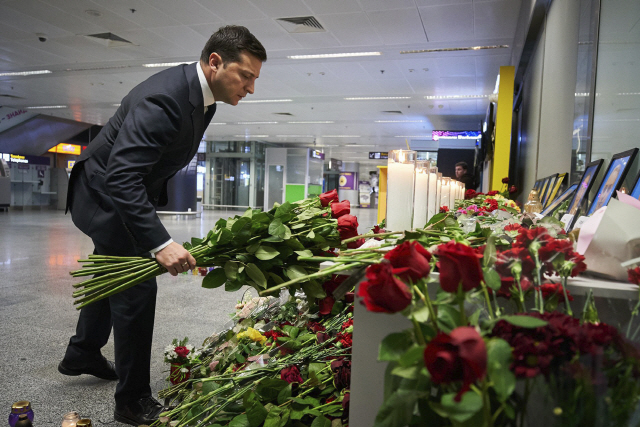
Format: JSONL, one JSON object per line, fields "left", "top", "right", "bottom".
{"left": 155, "top": 242, "right": 196, "bottom": 276}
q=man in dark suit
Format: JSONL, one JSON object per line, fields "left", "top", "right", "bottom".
{"left": 58, "top": 26, "right": 266, "bottom": 426}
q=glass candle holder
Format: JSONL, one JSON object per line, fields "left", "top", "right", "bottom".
{"left": 61, "top": 412, "right": 80, "bottom": 427}
{"left": 413, "top": 161, "right": 431, "bottom": 229}
{"left": 386, "top": 150, "right": 416, "bottom": 231}
{"left": 440, "top": 177, "right": 451, "bottom": 210}
{"left": 427, "top": 165, "right": 438, "bottom": 221}
{"left": 435, "top": 173, "right": 442, "bottom": 212}
{"left": 9, "top": 402, "right": 34, "bottom": 427}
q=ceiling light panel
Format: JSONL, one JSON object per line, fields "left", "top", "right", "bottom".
{"left": 345, "top": 96, "right": 411, "bottom": 100}
{"left": 288, "top": 52, "right": 381, "bottom": 59}
{"left": 27, "top": 105, "right": 67, "bottom": 109}
{"left": 142, "top": 62, "right": 195, "bottom": 68}
{"left": 237, "top": 121, "right": 278, "bottom": 124}
{"left": 321, "top": 135, "right": 361, "bottom": 137}
{"left": 424, "top": 95, "right": 489, "bottom": 100}
{"left": 400, "top": 45, "right": 509, "bottom": 54}
{"left": 0, "top": 70, "right": 52, "bottom": 77}
{"left": 238, "top": 99, "right": 293, "bottom": 103}
{"left": 288, "top": 121, "right": 335, "bottom": 124}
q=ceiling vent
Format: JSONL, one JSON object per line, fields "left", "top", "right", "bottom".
{"left": 276, "top": 16, "right": 325, "bottom": 33}
{"left": 273, "top": 112, "right": 294, "bottom": 116}
{"left": 85, "top": 32, "right": 134, "bottom": 47}
{"left": 381, "top": 110, "right": 403, "bottom": 115}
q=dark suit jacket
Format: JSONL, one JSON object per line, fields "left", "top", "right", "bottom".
{"left": 67, "top": 63, "right": 215, "bottom": 251}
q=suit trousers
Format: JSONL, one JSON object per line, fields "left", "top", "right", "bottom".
{"left": 64, "top": 239, "right": 158, "bottom": 406}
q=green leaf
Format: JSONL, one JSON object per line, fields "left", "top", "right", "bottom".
{"left": 379, "top": 331, "right": 414, "bottom": 362}
{"left": 231, "top": 217, "right": 251, "bottom": 233}
{"left": 302, "top": 281, "right": 326, "bottom": 299}
{"left": 277, "top": 384, "right": 292, "bottom": 405}
{"left": 225, "top": 261, "right": 239, "bottom": 281}
{"left": 310, "top": 416, "right": 331, "bottom": 427}
{"left": 245, "top": 263, "right": 267, "bottom": 289}
{"left": 295, "top": 249, "right": 314, "bottom": 258}
{"left": 483, "top": 234, "right": 498, "bottom": 268}
{"left": 190, "top": 237, "right": 203, "bottom": 246}
{"left": 391, "top": 365, "right": 420, "bottom": 379}
{"left": 398, "top": 345, "right": 426, "bottom": 368}
{"left": 286, "top": 265, "right": 309, "bottom": 280}
{"left": 483, "top": 268, "right": 501, "bottom": 291}
{"left": 268, "top": 273, "right": 285, "bottom": 285}
{"left": 486, "top": 338, "right": 516, "bottom": 403}
{"left": 437, "top": 392, "right": 483, "bottom": 423}
{"left": 436, "top": 304, "right": 462, "bottom": 332}
{"left": 201, "top": 380, "right": 220, "bottom": 394}
{"left": 225, "top": 280, "right": 244, "bottom": 292}
{"left": 217, "top": 228, "right": 233, "bottom": 245}
{"left": 262, "top": 235, "right": 284, "bottom": 243}
{"left": 242, "top": 208, "right": 254, "bottom": 218}
{"left": 411, "top": 305, "right": 431, "bottom": 323}
{"left": 268, "top": 219, "right": 292, "bottom": 240}
{"left": 373, "top": 389, "right": 418, "bottom": 427}
{"left": 500, "top": 315, "right": 548, "bottom": 328}
{"left": 256, "top": 246, "right": 280, "bottom": 260}
{"left": 275, "top": 201, "right": 293, "bottom": 218}
{"left": 229, "top": 414, "right": 250, "bottom": 427}
{"left": 202, "top": 268, "right": 226, "bottom": 289}
{"left": 247, "top": 401, "right": 268, "bottom": 427}
{"left": 256, "top": 379, "right": 289, "bottom": 401}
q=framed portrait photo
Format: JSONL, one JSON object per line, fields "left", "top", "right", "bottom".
{"left": 533, "top": 179, "right": 542, "bottom": 192}
{"left": 541, "top": 183, "right": 578, "bottom": 217}
{"left": 544, "top": 173, "right": 567, "bottom": 208}
{"left": 630, "top": 170, "right": 640, "bottom": 200}
{"left": 565, "top": 159, "right": 604, "bottom": 219}
{"left": 586, "top": 148, "right": 638, "bottom": 216}
{"left": 540, "top": 174, "right": 558, "bottom": 207}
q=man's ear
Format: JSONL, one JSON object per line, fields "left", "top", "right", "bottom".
{"left": 209, "top": 52, "right": 222, "bottom": 71}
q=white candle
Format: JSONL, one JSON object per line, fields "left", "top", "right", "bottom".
{"left": 413, "top": 162, "right": 430, "bottom": 229}
{"left": 435, "top": 173, "right": 442, "bottom": 212}
{"left": 427, "top": 171, "right": 438, "bottom": 221}
{"left": 386, "top": 150, "right": 416, "bottom": 231}
{"left": 440, "top": 177, "right": 451, "bottom": 210}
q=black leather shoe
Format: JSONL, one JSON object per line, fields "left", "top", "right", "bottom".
{"left": 58, "top": 355, "right": 118, "bottom": 381}
{"left": 114, "top": 397, "right": 165, "bottom": 426}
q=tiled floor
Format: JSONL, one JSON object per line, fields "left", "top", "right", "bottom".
{"left": 0, "top": 206, "right": 378, "bottom": 426}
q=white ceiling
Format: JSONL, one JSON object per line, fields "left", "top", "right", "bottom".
{"left": 0, "top": 0, "right": 522, "bottom": 164}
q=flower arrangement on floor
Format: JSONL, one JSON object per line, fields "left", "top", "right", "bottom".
{"left": 156, "top": 290, "right": 354, "bottom": 427}
{"left": 164, "top": 338, "right": 202, "bottom": 385}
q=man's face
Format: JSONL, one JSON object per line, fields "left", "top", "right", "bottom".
{"left": 455, "top": 166, "right": 465, "bottom": 178}
{"left": 209, "top": 51, "right": 262, "bottom": 106}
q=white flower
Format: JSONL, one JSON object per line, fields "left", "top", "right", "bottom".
{"left": 186, "top": 344, "right": 194, "bottom": 351}
{"left": 166, "top": 351, "right": 177, "bottom": 360}
{"left": 180, "top": 367, "right": 189, "bottom": 373}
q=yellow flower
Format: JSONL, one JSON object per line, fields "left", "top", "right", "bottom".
{"left": 237, "top": 327, "right": 266, "bottom": 345}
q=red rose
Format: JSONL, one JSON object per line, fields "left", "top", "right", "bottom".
{"left": 628, "top": 267, "right": 640, "bottom": 285}
{"left": 318, "top": 295, "right": 336, "bottom": 315}
{"left": 331, "top": 200, "right": 351, "bottom": 218}
{"left": 319, "top": 189, "right": 339, "bottom": 207}
{"left": 465, "top": 189, "right": 477, "bottom": 200}
{"left": 487, "top": 190, "right": 499, "bottom": 196}
{"left": 495, "top": 247, "right": 536, "bottom": 279}
{"left": 514, "top": 227, "right": 552, "bottom": 249}
{"left": 384, "top": 241, "right": 432, "bottom": 283}
{"left": 342, "top": 318, "right": 353, "bottom": 331}
{"left": 337, "top": 215, "right": 361, "bottom": 249}
{"left": 502, "top": 177, "right": 510, "bottom": 184}
{"left": 307, "top": 321, "right": 326, "bottom": 333}
{"left": 280, "top": 365, "right": 303, "bottom": 384}
{"left": 504, "top": 223, "right": 524, "bottom": 232}
{"left": 357, "top": 263, "right": 413, "bottom": 313}
{"left": 439, "top": 206, "right": 449, "bottom": 213}
{"left": 337, "top": 331, "right": 352, "bottom": 348}
{"left": 423, "top": 326, "right": 487, "bottom": 401}
{"left": 331, "top": 358, "right": 351, "bottom": 390}
{"left": 342, "top": 392, "right": 350, "bottom": 417}
{"left": 436, "top": 242, "right": 483, "bottom": 293}
{"left": 508, "top": 185, "right": 517, "bottom": 194}
{"left": 174, "top": 346, "right": 190, "bottom": 358}
{"left": 264, "top": 330, "right": 288, "bottom": 341}
{"left": 373, "top": 225, "right": 386, "bottom": 240}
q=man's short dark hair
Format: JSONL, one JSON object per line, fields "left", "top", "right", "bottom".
{"left": 455, "top": 162, "right": 469, "bottom": 171}
{"left": 201, "top": 25, "right": 267, "bottom": 65}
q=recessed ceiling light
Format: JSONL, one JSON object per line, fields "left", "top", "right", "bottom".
{"left": 423, "top": 95, "right": 489, "bottom": 100}
{"left": 401, "top": 45, "right": 509, "bottom": 54}
{"left": 0, "top": 70, "right": 52, "bottom": 77}
{"left": 210, "top": 122, "right": 226, "bottom": 125}
{"left": 374, "top": 120, "right": 425, "bottom": 123}
{"left": 84, "top": 9, "right": 102, "bottom": 17}
{"left": 617, "top": 92, "right": 640, "bottom": 96}
{"left": 237, "top": 121, "right": 278, "bottom": 125}
{"left": 288, "top": 121, "right": 334, "bottom": 124}
{"left": 345, "top": 96, "right": 411, "bottom": 101}
{"left": 322, "top": 144, "right": 340, "bottom": 147}
{"left": 233, "top": 135, "right": 269, "bottom": 138}
{"left": 112, "top": 103, "right": 121, "bottom": 107}
{"left": 288, "top": 52, "right": 381, "bottom": 59}
{"left": 27, "top": 105, "right": 67, "bottom": 109}
{"left": 321, "top": 135, "right": 361, "bottom": 138}
{"left": 239, "top": 99, "right": 292, "bottom": 103}
{"left": 142, "top": 62, "right": 195, "bottom": 68}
